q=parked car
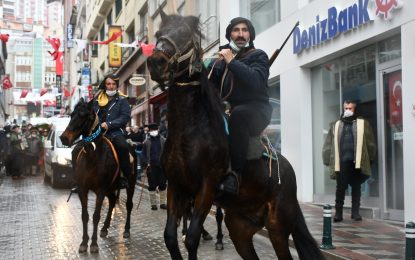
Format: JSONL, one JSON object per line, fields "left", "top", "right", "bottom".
{"left": 43, "top": 117, "right": 74, "bottom": 188}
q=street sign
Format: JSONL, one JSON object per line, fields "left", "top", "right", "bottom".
{"left": 129, "top": 75, "right": 146, "bottom": 86}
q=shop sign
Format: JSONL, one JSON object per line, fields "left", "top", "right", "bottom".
{"left": 67, "top": 24, "right": 74, "bottom": 48}
{"left": 129, "top": 75, "right": 146, "bottom": 86}
{"left": 293, "top": 0, "right": 372, "bottom": 54}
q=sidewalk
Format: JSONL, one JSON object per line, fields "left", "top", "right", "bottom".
{"left": 299, "top": 203, "right": 405, "bottom": 259}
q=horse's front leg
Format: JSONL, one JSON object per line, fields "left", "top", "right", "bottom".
{"left": 164, "top": 187, "right": 184, "bottom": 260}
{"left": 124, "top": 168, "right": 136, "bottom": 238}
{"left": 90, "top": 192, "right": 105, "bottom": 253}
{"left": 100, "top": 191, "right": 117, "bottom": 238}
{"left": 215, "top": 206, "right": 224, "bottom": 250}
{"left": 185, "top": 183, "right": 215, "bottom": 260}
{"left": 78, "top": 190, "right": 89, "bottom": 253}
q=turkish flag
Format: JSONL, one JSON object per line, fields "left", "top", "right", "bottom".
{"left": 140, "top": 42, "right": 155, "bottom": 57}
{"left": 40, "top": 88, "right": 48, "bottom": 96}
{"left": 46, "top": 37, "right": 61, "bottom": 60}
{"left": 388, "top": 71, "right": 402, "bottom": 125}
{"left": 20, "top": 89, "right": 29, "bottom": 98}
{"left": 2, "top": 74, "right": 12, "bottom": 89}
{"left": 92, "top": 31, "right": 122, "bottom": 45}
{"left": 56, "top": 51, "right": 63, "bottom": 76}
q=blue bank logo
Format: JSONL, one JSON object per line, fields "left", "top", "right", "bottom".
{"left": 293, "top": 0, "right": 372, "bottom": 54}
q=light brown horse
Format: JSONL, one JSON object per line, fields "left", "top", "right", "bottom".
{"left": 60, "top": 99, "right": 137, "bottom": 253}
{"left": 147, "top": 12, "right": 323, "bottom": 260}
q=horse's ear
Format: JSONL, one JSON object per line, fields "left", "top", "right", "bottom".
{"left": 160, "top": 9, "right": 168, "bottom": 22}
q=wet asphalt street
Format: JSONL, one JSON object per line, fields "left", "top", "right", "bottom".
{"left": 0, "top": 173, "right": 298, "bottom": 259}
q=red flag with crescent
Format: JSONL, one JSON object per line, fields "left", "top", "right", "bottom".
{"left": 140, "top": 42, "right": 155, "bottom": 57}
{"left": 2, "top": 74, "right": 12, "bottom": 89}
{"left": 388, "top": 71, "right": 402, "bottom": 125}
{"left": 46, "top": 37, "right": 61, "bottom": 60}
{"left": 0, "top": 34, "right": 10, "bottom": 43}
{"left": 40, "top": 88, "right": 48, "bottom": 96}
{"left": 56, "top": 52, "right": 63, "bottom": 76}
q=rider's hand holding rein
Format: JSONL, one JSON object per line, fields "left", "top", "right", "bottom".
{"left": 218, "top": 49, "right": 235, "bottom": 64}
{"left": 101, "top": 122, "right": 109, "bottom": 130}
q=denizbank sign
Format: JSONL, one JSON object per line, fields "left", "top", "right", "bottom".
{"left": 293, "top": 0, "right": 372, "bottom": 54}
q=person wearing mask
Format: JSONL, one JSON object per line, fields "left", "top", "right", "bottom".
{"left": 26, "top": 127, "right": 42, "bottom": 176}
{"left": 207, "top": 17, "right": 272, "bottom": 195}
{"left": 94, "top": 74, "right": 132, "bottom": 189}
{"left": 322, "top": 100, "right": 377, "bottom": 221}
{"left": 142, "top": 123, "right": 167, "bottom": 210}
{"left": 9, "top": 125, "right": 25, "bottom": 179}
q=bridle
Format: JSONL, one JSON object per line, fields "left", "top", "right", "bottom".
{"left": 153, "top": 23, "right": 202, "bottom": 85}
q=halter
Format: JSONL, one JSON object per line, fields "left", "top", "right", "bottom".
{"left": 81, "top": 113, "right": 102, "bottom": 148}
{"left": 153, "top": 23, "right": 202, "bottom": 82}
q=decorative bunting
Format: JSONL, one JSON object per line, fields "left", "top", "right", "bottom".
{"left": 0, "top": 34, "right": 10, "bottom": 43}
{"left": 40, "top": 88, "right": 48, "bottom": 96}
{"left": 140, "top": 42, "right": 155, "bottom": 57}
{"left": 20, "top": 89, "right": 29, "bottom": 98}
{"left": 46, "top": 37, "right": 61, "bottom": 60}
{"left": 92, "top": 31, "right": 122, "bottom": 45}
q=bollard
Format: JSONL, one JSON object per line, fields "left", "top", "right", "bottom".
{"left": 320, "top": 204, "right": 336, "bottom": 250}
{"left": 407, "top": 222, "right": 415, "bottom": 260}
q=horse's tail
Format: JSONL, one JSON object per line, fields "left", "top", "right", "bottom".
{"left": 291, "top": 204, "right": 324, "bottom": 259}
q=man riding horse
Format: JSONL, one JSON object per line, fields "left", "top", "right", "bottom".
{"left": 208, "top": 17, "right": 273, "bottom": 195}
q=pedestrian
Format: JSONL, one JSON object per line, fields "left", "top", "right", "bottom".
{"left": 9, "top": 125, "right": 25, "bottom": 179}
{"left": 207, "top": 17, "right": 272, "bottom": 195}
{"left": 142, "top": 123, "right": 167, "bottom": 210}
{"left": 26, "top": 127, "right": 42, "bottom": 175}
{"left": 322, "top": 100, "right": 377, "bottom": 222}
{"left": 94, "top": 73, "right": 132, "bottom": 189}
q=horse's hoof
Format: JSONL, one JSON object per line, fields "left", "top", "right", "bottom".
{"left": 181, "top": 235, "right": 186, "bottom": 242}
{"left": 90, "top": 244, "right": 99, "bottom": 254}
{"left": 123, "top": 232, "right": 130, "bottom": 238}
{"left": 202, "top": 233, "right": 213, "bottom": 241}
{"left": 100, "top": 230, "right": 108, "bottom": 237}
{"left": 215, "top": 243, "right": 224, "bottom": 250}
{"left": 78, "top": 244, "right": 88, "bottom": 253}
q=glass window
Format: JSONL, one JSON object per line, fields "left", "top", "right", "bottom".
{"left": 100, "top": 25, "right": 105, "bottom": 41}
{"left": 378, "top": 34, "right": 401, "bottom": 63}
{"left": 107, "top": 9, "right": 112, "bottom": 25}
{"left": 240, "top": 0, "right": 280, "bottom": 34}
{"left": 115, "top": 0, "right": 122, "bottom": 17}
{"left": 312, "top": 44, "right": 378, "bottom": 197}
{"left": 265, "top": 76, "right": 281, "bottom": 151}
{"left": 139, "top": 5, "right": 148, "bottom": 40}
{"left": 198, "top": 0, "right": 218, "bottom": 49}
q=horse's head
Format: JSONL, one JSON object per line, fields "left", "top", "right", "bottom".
{"left": 60, "top": 98, "right": 96, "bottom": 146}
{"left": 147, "top": 11, "right": 203, "bottom": 87}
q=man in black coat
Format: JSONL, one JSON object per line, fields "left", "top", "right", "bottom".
{"left": 208, "top": 17, "right": 272, "bottom": 195}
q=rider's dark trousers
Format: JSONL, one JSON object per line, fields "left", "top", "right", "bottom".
{"left": 228, "top": 102, "right": 272, "bottom": 172}
{"left": 111, "top": 135, "right": 132, "bottom": 178}
{"left": 147, "top": 165, "right": 167, "bottom": 192}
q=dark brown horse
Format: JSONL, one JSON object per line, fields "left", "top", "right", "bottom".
{"left": 147, "top": 12, "right": 323, "bottom": 260}
{"left": 60, "top": 99, "right": 137, "bottom": 254}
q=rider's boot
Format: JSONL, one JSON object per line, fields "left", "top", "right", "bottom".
{"left": 217, "top": 170, "right": 240, "bottom": 195}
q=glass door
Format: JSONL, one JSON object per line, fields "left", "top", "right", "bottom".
{"left": 380, "top": 66, "right": 404, "bottom": 221}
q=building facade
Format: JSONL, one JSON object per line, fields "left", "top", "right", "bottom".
{"left": 220, "top": 0, "right": 414, "bottom": 223}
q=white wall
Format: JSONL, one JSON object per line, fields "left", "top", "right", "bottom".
{"left": 281, "top": 67, "right": 314, "bottom": 201}
{"left": 401, "top": 20, "right": 415, "bottom": 224}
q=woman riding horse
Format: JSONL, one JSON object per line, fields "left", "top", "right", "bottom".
{"left": 147, "top": 11, "right": 322, "bottom": 260}
{"left": 60, "top": 95, "right": 136, "bottom": 254}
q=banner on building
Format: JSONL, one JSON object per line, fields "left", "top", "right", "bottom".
{"left": 56, "top": 51, "right": 63, "bottom": 76}
{"left": 108, "top": 26, "right": 122, "bottom": 68}
{"left": 67, "top": 24, "right": 74, "bottom": 48}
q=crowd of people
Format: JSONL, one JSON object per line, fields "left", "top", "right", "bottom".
{"left": 0, "top": 122, "right": 48, "bottom": 179}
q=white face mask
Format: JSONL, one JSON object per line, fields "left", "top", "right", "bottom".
{"left": 106, "top": 90, "right": 117, "bottom": 97}
{"left": 343, "top": 110, "right": 354, "bottom": 118}
{"left": 149, "top": 130, "right": 158, "bottom": 137}
{"left": 229, "top": 39, "right": 250, "bottom": 53}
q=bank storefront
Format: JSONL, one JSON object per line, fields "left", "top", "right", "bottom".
{"left": 222, "top": 0, "right": 415, "bottom": 223}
